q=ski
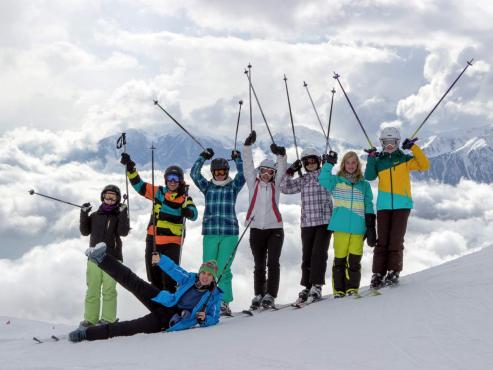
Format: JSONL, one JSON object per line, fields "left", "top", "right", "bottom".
{"left": 32, "top": 335, "right": 64, "bottom": 344}
{"left": 292, "top": 297, "right": 327, "bottom": 309}
{"left": 242, "top": 303, "right": 291, "bottom": 316}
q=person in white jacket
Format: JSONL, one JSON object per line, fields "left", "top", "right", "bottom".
{"left": 243, "top": 130, "right": 288, "bottom": 310}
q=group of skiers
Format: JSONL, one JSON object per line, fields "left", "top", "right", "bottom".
{"left": 68, "top": 125, "right": 429, "bottom": 342}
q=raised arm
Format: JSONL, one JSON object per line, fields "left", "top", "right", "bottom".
{"left": 191, "top": 156, "right": 210, "bottom": 194}
{"left": 407, "top": 144, "right": 430, "bottom": 172}
{"left": 157, "top": 254, "right": 192, "bottom": 286}
{"left": 242, "top": 142, "right": 257, "bottom": 190}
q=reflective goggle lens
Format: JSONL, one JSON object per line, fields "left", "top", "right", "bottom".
{"left": 213, "top": 169, "right": 227, "bottom": 176}
{"left": 260, "top": 167, "right": 275, "bottom": 175}
{"left": 166, "top": 174, "right": 180, "bottom": 183}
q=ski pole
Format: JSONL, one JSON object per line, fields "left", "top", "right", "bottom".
{"left": 116, "top": 132, "right": 130, "bottom": 223}
{"left": 151, "top": 143, "right": 157, "bottom": 256}
{"left": 199, "top": 216, "right": 255, "bottom": 313}
{"left": 178, "top": 185, "right": 189, "bottom": 265}
{"left": 303, "top": 81, "right": 327, "bottom": 139}
{"left": 28, "top": 189, "right": 83, "bottom": 209}
{"left": 325, "top": 88, "right": 336, "bottom": 154}
{"left": 244, "top": 67, "right": 275, "bottom": 145}
{"left": 333, "top": 72, "right": 374, "bottom": 148}
{"left": 410, "top": 58, "right": 474, "bottom": 139}
{"left": 248, "top": 63, "right": 253, "bottom": 132}
{"left": 154, "top": 100, "right": 208, "bottom": 152}
{"left": 283, "top": 74, "right": 300, "bottom": 161}
{"left": 234, "top": 100, "right": 243, "bottom": 152}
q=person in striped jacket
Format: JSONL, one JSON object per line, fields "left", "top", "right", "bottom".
{"left": 191, "top": 148, "right": 245, "bottom": 316}
{"left": 242, "top": 131, "right": 287, "bottom": 309}
{"left": 120, "top": 153, "right": 198, "bottom": 292}
{"left": 319, "top": 151, "right": 375, "bottom": 297}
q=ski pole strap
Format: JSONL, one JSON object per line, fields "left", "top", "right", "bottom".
{"left": 116, "top": 133, "right": 126, "bottom": 149}
{"left": 410, "top": 59, "right": 473, "bottom": 139}
{"left": 333, "top": 72, "right": 374, "bottom": 148}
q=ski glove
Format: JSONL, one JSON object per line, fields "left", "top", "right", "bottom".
{"left": 231, "top": 150, "right": 241, "bottom": 160}
{"left": 200, "top": 148, "right": 214, "bottom": 160}
{"left": 81, "top": 203, "right": 92, "bottom": 213}
{"left": 364, "top": 147, "right": 379, "bottom": 158}
{"left": 322, "top": 151, "right": 338, "bottom": 165}
{"left": 286, "top": 159, "right": 302, "bottom": 176}
{"left": 120, "top": 153, "right": 136, "bottom": 172}
{"left": 402, "top": 137, "right": 418, "bottom": 150}
{"left": 365, "top": 213, "right": 377, "bottom": 247}
{"left": 244, "top": 130, "right": 256, "bottom": 146}
{"left": 270, "top": 143, "right": 286, "bottom": 156}
{"left": 118, "top": 203, "right": 128, "bottom": 214}
{"left": 181, "top": 206, "right": 194, "bottom": 219}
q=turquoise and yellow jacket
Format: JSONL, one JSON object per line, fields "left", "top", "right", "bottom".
{"left": 319, "top": 163, "right": 374, "bottom": 235}
{"left": 364, "top": 145, "right": 429, "bottom": 211}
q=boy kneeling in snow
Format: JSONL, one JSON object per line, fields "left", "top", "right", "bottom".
{"left": 69, "top": 243, "right": 222, "bottom": 342}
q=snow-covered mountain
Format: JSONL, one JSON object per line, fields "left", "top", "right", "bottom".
{"left": 2, "top": 246, "right": 492, "bottom": 369}
{"left": 414, "top": 124, "right": 493, "bottom": 184}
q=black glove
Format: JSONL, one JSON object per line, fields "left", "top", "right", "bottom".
{"left": 286, "top": 159, "right": 302, "bottom": 176}
{"left": 365, "top": 213, "right": 377, "bottom": 247}
{"left": 270, "top": 143, "right": 286, "bottom": 156}
{"left": 244, "top": 131, "right": 256, "bottom": 146}
{"left": 200, "top": 148, "right": 214, "bottom": 160}
{"left": 231, "top": 150, "right": 241, "bottom": 160}
{"left": 322, "top": 151, "right": 338, "bottom": 165}
{"left": 402, "top": 138, "right": 418, "bottom": 150}
{"left": 364, "top": 147, "right": 379, "bottom": 158}
{"left": 120, "top": 153, "right": 136, "bottom": 172}
{"left": 181, "top": 206, "right": 194, "bottom": 219}
{"left": 118, "top": 203, "right": 128, "bottom": 214}
{"left": 81, "top": 202, "right": 92, "bottom": 213}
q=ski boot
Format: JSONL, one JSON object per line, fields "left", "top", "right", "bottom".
{"left": 293, "top": 288, "right": 309, "bottom": 305}
{"left": 384, "top": 270, "right": 400, "bottom": 286}
{"left": 333, "top": 292, "right": 345, "bottom": 299}
{"left": 261, "top": 294, "right": 275, "bottom": 309}
{"left": 69, "top": 326, "right": 88, "bottom": 343}
{"left": 370, "top": 273, "right": 384, "bottom": 290}
{"left": 308, "top": 284, "right": 322, "bottom": 302}
{"left": 85, "top": 242, "right": 107, "bottom": 264}
{"left": 78, "top": 320, "right": 94, "bottom": 328}
{"left": 250, "top": 294, "right": 263, "bottom": 311}
{"left": 346, "top": 289, "right": 360, "bottom": 298}
{"left": 220, "top": 302, "right": 232, "bottom": 317}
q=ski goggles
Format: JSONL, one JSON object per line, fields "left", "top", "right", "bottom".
{"left": 259, "top": 167, "right": 276, "bottom": 176}
{"left": 165, "top": 174, "right": 181, "bottom": 183}
{"left": 103, "top": 192, "right": 118, "bottom": 202}
{"left": 381, "top": 139, "right": 399, "bottom": 147}
{"left": 213, "top": 169, "right": 228, "bottom": 177}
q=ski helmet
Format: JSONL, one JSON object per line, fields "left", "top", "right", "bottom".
{"left": 210, "top": 158, "right": 230, "bottom": 172}
{"left": 101, "top": 184, "right": 121, "bottom": 202}
{"left": 164, "top": 165, "right": 184, "bottom": 183}
{"left": 258, "top": 159, "right": 277, "bottom": 181}
{"left": 301, "top": 147, "right": 321, "bottom": 170}
{"left": 379, "top": 127, "right": 401, "bottom": 142}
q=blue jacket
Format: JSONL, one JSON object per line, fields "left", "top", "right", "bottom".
{"left": 319, "top": 163, "right": 374, "bottom": 235}
{"left": 151, "top": 255, "right": 222, "bottom": 332}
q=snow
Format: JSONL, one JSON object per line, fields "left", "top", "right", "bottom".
{"left": 1, "top": 247, "right": 492, "bottom": 369}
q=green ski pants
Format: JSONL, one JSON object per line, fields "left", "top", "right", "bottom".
{"left": 84, "top": 260, "right": 117, "bottom": 324}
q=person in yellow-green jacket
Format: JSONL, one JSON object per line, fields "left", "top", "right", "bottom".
{"left": 364, "top": 127, "right": 429, "bottom": 289}
{"left": 319, "top": 151, "right": 375, "bottom": 298}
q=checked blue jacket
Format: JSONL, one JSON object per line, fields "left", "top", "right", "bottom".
{"left": 191, "top": 156, "right": 245, "bottom": 235}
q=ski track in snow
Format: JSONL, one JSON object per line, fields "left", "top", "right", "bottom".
{"left": 1, "top": 247, "right": 493, "bottom": 370}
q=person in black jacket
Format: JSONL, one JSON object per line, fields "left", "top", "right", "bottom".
{"left": 79, "top": 184, "right": 130, "bottom": 327}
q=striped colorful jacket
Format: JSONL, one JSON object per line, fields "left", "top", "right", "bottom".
{"left": 128, "top": 169, "right": 198, "bottom": 245}
{"left": 280, "top": 169, "right": 333, "bottom": 228}
{"left": 364, "top": 145, "right": 429, "bottom": 211}
{"left": 319, "top": 163, "right": 374, "bottom": 235}
{"left": 191, "top": 156, "right": 245, "bottom": 236}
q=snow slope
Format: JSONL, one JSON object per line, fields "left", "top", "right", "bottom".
{"left": 1, "top": 247, "right": 492, "bottom": 370}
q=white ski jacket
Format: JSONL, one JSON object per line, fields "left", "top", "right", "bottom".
{"left": 243, "top": 144, "right": 287, "bottom": 230}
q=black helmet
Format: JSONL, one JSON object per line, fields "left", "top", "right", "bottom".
{"left": 210, "top": 158, "right": 229, "bottom": 172}
{"left": 164, "top": 165, "right": 184, "bottom": 182}
{"left": 101, "top": 184, "right": 121, "bottom": 202}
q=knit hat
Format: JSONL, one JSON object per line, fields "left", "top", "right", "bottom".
{"left": 199, "top": 260, "right": 218, "bottom": 280}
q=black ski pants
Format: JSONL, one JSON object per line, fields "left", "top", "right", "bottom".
{"left": 145, "top": 236, "right": 181, "bottom": 292}
{"left": 372, "top": 209, "right": 411, "bottom": 274}
{"left": 86, "top": 255, "right": 178, "bottom": 341}
{"left": 249, "top": 228, "right": 284, "bottom": 297}
{"left": 300, "top": 225, "right": 332, "bottom": 287}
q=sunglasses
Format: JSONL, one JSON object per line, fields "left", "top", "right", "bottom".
{"left": 103, "top": 193, "right": 118, "bottom": 202}
{"left": 166, "top": 174, "right": 181, "bottom": 183}
{"left": 213, "top": 169, "right": 228, "bottom": 176}
{"left": 260, "top": 167, "right": 275, "bottom": 175}
{"left": 304, "top": 157, "right": 319, "bottom": 165}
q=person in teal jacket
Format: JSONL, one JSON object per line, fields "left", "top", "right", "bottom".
{"left": 68, "top": 243, "right": 222, "bottom": 342}
{"left": 319, "top": 151, "right": 376, "bottom": 297}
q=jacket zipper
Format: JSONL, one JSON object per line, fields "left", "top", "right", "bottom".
{"left": 349, "top": 183, "right": 354, "bottom": 230}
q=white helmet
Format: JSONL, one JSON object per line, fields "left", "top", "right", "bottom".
{"left": 301, "top": 147, "right": 321, "bottom": 160}
{"left": 379, "top": 127, "right": 401, "bottom": 141}
{"left": 259, "top": 159, "right": 276, "bottom": 170}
